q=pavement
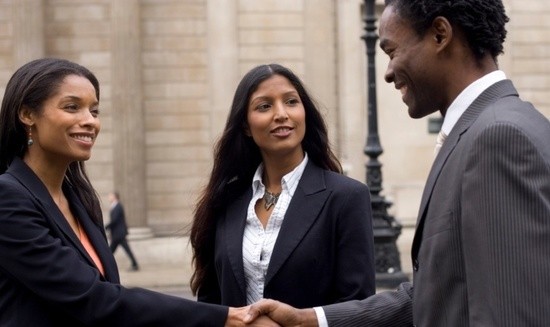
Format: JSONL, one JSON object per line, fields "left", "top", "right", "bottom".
{"left": 113, "top": 235, "right": 195, "bottom": 299}
{"left": 118, "top": 263, "right": 195, "bottom": 299}
{"left": 114, "top": 226, "right": 415, "bottom": 299}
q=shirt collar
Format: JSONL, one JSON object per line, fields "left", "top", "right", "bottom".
{"left": 441, "top": 70, "right": 506, "bottom": 135}
{"left": 252, "top": 153, "right": 309, "bottom": 197}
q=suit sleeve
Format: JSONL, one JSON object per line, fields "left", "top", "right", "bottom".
{"left": 461, "top": 122, "right": 550, "bottom": 325}
{"left": 0, "top": 180, "right": 228, "bottom": 327}
{"left": 332, "top": 181, "right": 376, "bottom": 301}
{"left": 323, "top": 282, "right": 413, "bottom": 326}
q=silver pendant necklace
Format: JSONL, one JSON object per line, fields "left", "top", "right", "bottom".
{"left": 263, "top": 190, "right": 280, "bottom": 210}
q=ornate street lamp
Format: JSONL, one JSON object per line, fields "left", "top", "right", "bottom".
{"left": 362, "top": 0, "right": 409, "bottom": 288}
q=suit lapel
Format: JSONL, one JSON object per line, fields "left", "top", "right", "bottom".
{"left": 265, "top": 162, "right": 329, "bottom": 284}
{"left": 65, "top": 187, "right": 119, "bottom": 281}
{"left": 223, "top": 163, "right": 331, "bottom": 293}
{"left": 412, "top": 80, "right": 519, "bottom": 257}
{"left": 224, "top": 189, "right": 251, "bottom": 298}
{"left": 8, "top": 159, "right": 84, "bottom": 248}
{"left": 7, "top": 158, "right": 117, "bottom": 281}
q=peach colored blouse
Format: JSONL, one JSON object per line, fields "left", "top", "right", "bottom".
{"left": 78, "top": 226, "right": 105, "bottom": 276}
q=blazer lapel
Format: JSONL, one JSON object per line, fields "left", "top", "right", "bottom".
{"left": 224, "top": 189, "right": 251, "bottom": 298}
{"left": 65, "top": 187, "right": 119, "bottom": 282}
{"left": 8, "top": 159, "right": 83, "bottom": 247}
{"left": 7, "top": 158, "right": 117, "bottom": 281}
{"left": 265, "top": 162, "right": 330, "bottom": 284}
{"left": 412, "top": 80, "right": 519, "bottom": 257}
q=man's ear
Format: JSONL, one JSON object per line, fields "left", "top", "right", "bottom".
{"left": 431, "top": 16, "right": 453, "bottom": 50}
{"left": 18, "top": 106, "right": 34, "bottom": 126}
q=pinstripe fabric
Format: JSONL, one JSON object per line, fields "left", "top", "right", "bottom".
{"left": 323, "top": 283, "right": 413, "bottom": 327}
{"left": 323, "top": 80, "right": 550, "bottom": 326}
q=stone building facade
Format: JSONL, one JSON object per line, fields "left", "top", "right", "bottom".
{"left": 0, "top": 0, "right": 548, "bottom": 237}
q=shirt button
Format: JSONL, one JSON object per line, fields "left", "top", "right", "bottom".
{"left": 413, "top": 259, "right": 419, "bottom": 271}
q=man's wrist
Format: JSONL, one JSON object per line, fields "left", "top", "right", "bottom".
{"left": 299, "top": 308, "right": 321, "bottom": 327}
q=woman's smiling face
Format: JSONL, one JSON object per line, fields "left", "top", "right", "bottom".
{"left": 245, "top": 74, "right": 306, "bottom": 161}
{"left": 25, "top": 74, "right": 100, "bottom": 165}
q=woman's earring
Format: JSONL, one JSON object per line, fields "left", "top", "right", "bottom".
{"left": 27, "top": 127, "right": 34, "bottom": 146}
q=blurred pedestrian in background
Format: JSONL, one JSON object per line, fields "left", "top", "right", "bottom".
{"left": 106, "top": 191, "right": 139, "bottom": 272}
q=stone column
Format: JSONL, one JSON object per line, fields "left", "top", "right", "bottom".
{"left": 207, "top": 0, "right": 239, "bottom": 142}
{"left": 12, "top": 0, "right": 45, "bottom": 66}
{"left": 304, "top": 0, "right": 338, "bottom": 153}
{"left": 110, "top": 0, "right": 149, "bottom": 235}
{"left": 335, "top": 0, "right": 366, "bottom": 181}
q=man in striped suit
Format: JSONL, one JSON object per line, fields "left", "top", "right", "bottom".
{"left": 245, "top": 0, "right": 550, "bottom": 325}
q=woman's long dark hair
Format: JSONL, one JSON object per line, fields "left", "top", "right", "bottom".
{"left": 0, "top": 58, "right": 103, "bottom": 225}
{"left": 190, "top": 63, "right": 342, "bottom": 295}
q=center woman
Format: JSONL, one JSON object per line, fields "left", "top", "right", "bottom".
{"left": 190, "top": 64, "right": 375, "bottom": 308}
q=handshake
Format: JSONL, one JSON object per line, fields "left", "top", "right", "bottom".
{"left": 226, "top": 299, "right": 318, "bottom": 327}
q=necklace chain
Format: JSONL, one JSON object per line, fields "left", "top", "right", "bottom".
{"left": 263, "top": 190, "right": 280, "bottom": 210}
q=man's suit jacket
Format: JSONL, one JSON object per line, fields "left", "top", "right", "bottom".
{"left": 0, "top": 158, "right": 227, "bottom": 327}
{"left": 322, "top": 80, "right": 550, "bottom": 326}
{"left": 106, "top": 201, "right": 129, "bottom": 242}
{"left": 198, "top": 162, "right": 376, "bottom": 308}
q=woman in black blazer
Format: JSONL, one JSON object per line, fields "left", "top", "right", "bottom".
{"left": 0, "top": 58, "right": 268, "bottom": 326}
{"left": 190, "top": 64, "right": 376, "bottom": 308}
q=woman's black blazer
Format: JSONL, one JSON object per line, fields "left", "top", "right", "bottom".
{"left": 0, "top": 158, "right": 226, "bottom": 327}
{"left": 198, "top": 161, "right": 376, "bottom": 308}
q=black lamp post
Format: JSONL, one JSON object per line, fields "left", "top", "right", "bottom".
{"left": 362, "top": 0, "right": 409, "bottom": 289}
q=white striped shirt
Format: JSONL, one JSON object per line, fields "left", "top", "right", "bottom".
{"left": 242, "top": 153, "right": 309, "bottom": 304}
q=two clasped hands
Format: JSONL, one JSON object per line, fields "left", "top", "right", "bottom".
{"left": 227, "top": 299, "right": 317, "bottom": 327}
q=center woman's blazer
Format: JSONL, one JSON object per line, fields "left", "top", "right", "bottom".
{"left": 198, "top": 161, "right": 376, "bottom": 308}
{"left": 0, "top": 158, "right": 227, "bottom": 327}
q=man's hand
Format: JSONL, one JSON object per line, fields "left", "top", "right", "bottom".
{"left": 226, "top": 306, "right": 280, "bottom": 327}
{"left": 244, "top": 299, "right": 319, "bottom": 327}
